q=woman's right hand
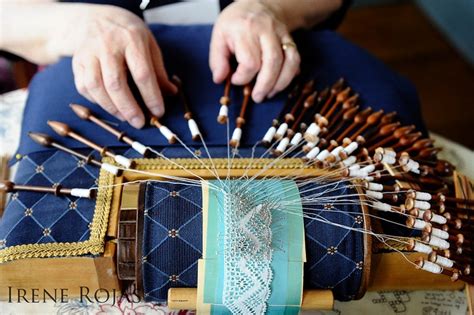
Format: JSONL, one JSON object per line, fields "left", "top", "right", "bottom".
{"left": 61, "top": 5, "right": 176, "bottom": 128}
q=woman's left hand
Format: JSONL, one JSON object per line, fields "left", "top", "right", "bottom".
{"left": 209, "top": 0, "right": 301, "bottom": 103}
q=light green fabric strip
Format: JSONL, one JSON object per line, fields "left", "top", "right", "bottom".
{"left": 202, "top": 179, "right": 304, "bottom": 314}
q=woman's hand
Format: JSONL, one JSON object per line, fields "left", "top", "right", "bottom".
{"left": 209, "top": 0, "right": 301, "bottom": 103}
{"left": 66, "top": 5, "right": 176, "bottom": 128}
{"left": 1, "top": 2, "right": 175, "bottom": 129}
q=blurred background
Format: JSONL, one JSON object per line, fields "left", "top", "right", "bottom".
{"left": 342, "top": 0, "right": 474, "bottom": 149}
{"left": 1, "top": 0, "right": 473, "bottom": 148}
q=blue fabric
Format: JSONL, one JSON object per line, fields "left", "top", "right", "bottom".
{"left": 0, "top": 151, "right": 98, "bottom": 248}
{"left": 15, "top": 25, "right": 426, "bottom": 160}
{"left": 141, "top": 180, "right": 365, "bottom": 303}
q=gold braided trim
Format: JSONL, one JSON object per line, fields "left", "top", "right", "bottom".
{"left": 0, "top": 163, "right": 115, "bottom": 263}
{"left": 133, "top": 158, "right": 315, "bottom": 170}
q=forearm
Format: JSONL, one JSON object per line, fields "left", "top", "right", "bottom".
{"left": 0, "top": 1, "right": 90, "bottom": 64}
{"left": 259, "top": 0, "right": 344, "bottom": 31}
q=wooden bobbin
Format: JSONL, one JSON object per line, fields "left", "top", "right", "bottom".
{"left": 217, "top": 76, "right": 232, "bottom": 124}
{"left": 150, "top": 116, "right": 177, "bottom": 144}
{"left": 230, "top": 84, "right": 252, "bottom": 148}
{"left": 0, "top": 180, "right": 95, "bottom": 199}
{"left": 172, "top": 75, "right": 202, "bottom": 141}
{"left": 70, "top": 103, "right": 150, "bottom": 156}
{"left": 48, "top": 120, "right": 134, "bottom": 168}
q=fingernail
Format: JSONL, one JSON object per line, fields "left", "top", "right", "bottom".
{"left": 149, "top": 106, "right": 164, "bottom": 117}
{"left": 253, "top": 93, "right": 264, "bottom": 103}
{"left": 130, "top": 117, "right": 144, "bottom": 129}
{"left": 116, "top": 113, "right": 125, "bottom": 121}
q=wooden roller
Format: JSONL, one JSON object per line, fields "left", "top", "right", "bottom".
{"left": 167, "top": 288, "right": 334, "bottom": 310}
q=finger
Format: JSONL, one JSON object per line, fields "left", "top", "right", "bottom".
{"left": 268, "top": 36, "right": 301, "bottom": 98}
{"left": 72, "top": 58, "right": 93, "bottom": 103}
{"left": 101, "top": 53, "right": 145, "bottom": 129}
{"left": 148, "top": 32, "right": 178, "bottom": 96}
{"left": 252, "top": 33, "right": 283, "bottom": 102}
{"left": 231, "top": 35, "right": 261, "bottom": 86}
{"left": 125, "top": 37, "right": 165, "bottom": 118}
{"left": 209, "top": 29, "right": 231, "bottom": 84}
{"left": 83, "top": 57, "right": 124, "bottom": 121}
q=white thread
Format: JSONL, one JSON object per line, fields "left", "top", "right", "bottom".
{"left": 427, "top": 236, "right": 449, "bottom": 249}
{"left": 139, "top": 0, "right": 150, "bottom": 10}
{"left": 413, "top": 241, "right": 432, "bottom": 254}
{"left": 262, "top": 127, "right": 276, "bottom": 143}
{"left": 131, "top": 141, "right": 148, "bottom": 155}
{"left": 415, "top": 191, "right": 432, "bottom": 201}
{"left": 343, "top": 142, "right": 358, "bottom": 155}
{"left": 430, "top": 213, "right": 447, "bottom": 225}
{"left": 416, "top": 209, "right": 426, "bottom": 219}
{"left": 349, "top": 164, "right": 360, "bottom": 170}
{"left": 381, "top": 154, "right": 396, "bottom": 164}
{"left": 360, "top": 164, "right": 375, "bottom": 174}
{"left": 349, "top": 169, "right": 367, "bottom": 178}
{"left": 329, "top": 146, "right": 344, "bottom": 162}
{"left": 366, "top": 190, "right": 383, "bottom": 199}
{"left": 364, "top": 176, "right": 374, "bottom": 182}
{"left": 316, "top": 149, "right": 329, "bottom": 161}
{"left": 231, "top": 128, "right": 242, "bottom": 143}
{"left": 414, "top": 200, "right": 431, "bottom": 210}
{"left": 434, "top": 255, "right": 454, "bottom": 268}
{"left": 407, "top": 159, "right": 420, "bottom": 172}
{"left": 413, "top": 219, "right": 428, "bottom": 230}
{"left": 373, "top": 202, "right": 391, "bottom": 212}
{"left": 114, "top": 155, "right": 132, "bottom": 168}
{"left": 304, "top": 123, "right": 320, "bottom": 142}
{"left": 290, "top": 132, "right": 303, "bottom": 146}
{"left": 159, "top": 126, "right": 176, "bottom": 142}
{"left": 431, "top": 228, "right": 449, "bottom": 240}
{"left": 367, "top": 183, "right": 383, "bottom": 191}
{"left": 219, "top": 105, "right": 228, "bottom": 118}
{"left": 101, "top": 163, "right": 120, "bottom": 176}
{"left": 275, "top": 123, "right": 288, "bottom": 139}
{"left": 304, "top": 141, "right": 317, "bottom": 150}
{"left": 384, "top": 148, "right": 396, "bottom": 157}
{"left": 70, "top": 188, "right": 92, "bottom": 198}
{"left": 276, "top": 137, "right": 290, "bottom": 153}
{"left": 188, "top": 119, "right": 200, "bottom": 139}
{"left": 305, "top": 147, "right": 320, "bottom": 160}
{"left": 420, "top": 261, "right": 443, "bottom": 274}
{"left": 342, "top": 156, "right": 357, "bottom": 166}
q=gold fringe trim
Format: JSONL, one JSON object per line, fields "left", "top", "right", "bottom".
{"left": 0, "top": 163, "right": 115, "bottom": 263}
